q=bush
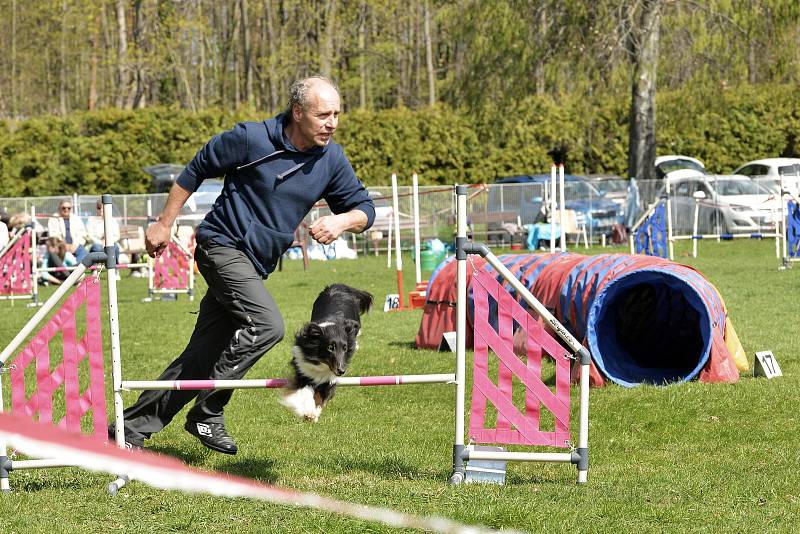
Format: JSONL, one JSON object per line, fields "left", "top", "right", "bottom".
{"left": 1, "top": 85, "right": 798, "bottom": 195}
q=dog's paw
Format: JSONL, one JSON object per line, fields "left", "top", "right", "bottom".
{"left": 279, "top": 386, "right": 317, "bottom": 420}
{"left": 303, "top": 404, "right": 323, "bottom": 423}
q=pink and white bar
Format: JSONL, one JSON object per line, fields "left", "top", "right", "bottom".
{"left": 120, "top": 373, "right": 456, "bottom": 391}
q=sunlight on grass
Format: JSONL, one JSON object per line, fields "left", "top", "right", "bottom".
{"left": 1, "top": 239, "right": 798, "bottom": 532}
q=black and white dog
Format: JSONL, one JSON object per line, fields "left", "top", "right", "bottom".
{"left": 280, "top": 284, "right": 373, "bottom": 422}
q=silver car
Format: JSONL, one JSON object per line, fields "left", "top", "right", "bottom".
{"left": 659, "top": 175, "right": 779, "bottom": 235}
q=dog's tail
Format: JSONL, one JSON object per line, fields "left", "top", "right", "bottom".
{"left": 351, "top": 287, "right": 374, "bottom": 315}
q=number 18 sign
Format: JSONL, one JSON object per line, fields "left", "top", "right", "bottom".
{"left": 384, "top": 294, "right": 400, "bottom": 312}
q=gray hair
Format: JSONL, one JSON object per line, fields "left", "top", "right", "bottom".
{"left": 286, "top": 76, "right": 339, "bottom": 113}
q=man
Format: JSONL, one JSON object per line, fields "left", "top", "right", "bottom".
{"left": 114, "top": 76, "right": 375, "bottom": 454}
{"left": 47, "top": 199, "right": 88, "bottom": 262}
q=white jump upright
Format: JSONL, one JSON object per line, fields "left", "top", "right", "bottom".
{"left": 390, "top": 173, "right": 404, "bottom": 308}
{"left": 550, "top": 164, "right": 557, "bottom": 253}
{"left": 412, "top": 173, "right": 422, "bottom": 286}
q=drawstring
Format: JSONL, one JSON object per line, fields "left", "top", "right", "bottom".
{"left": 276, "top": 162, "right": 307, "bottom": 180}
{"left": 235, "top": 150, "right": 285, "bottom": 171}
{"left": 236, "top": 149, "right": 320, "bottom": 181}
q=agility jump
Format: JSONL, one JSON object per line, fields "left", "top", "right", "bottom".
{"left": 1, "top": 189, "right": 591, "bottom": 497}
{"left": 0, "top": 226, "right": 39, "bottom": 305}
{"left": 631, "top": 180, "right": 783, "bottom": 260}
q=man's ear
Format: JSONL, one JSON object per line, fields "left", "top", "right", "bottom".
{"left": 292, "top": 103, "right": 303, "bottom": 122}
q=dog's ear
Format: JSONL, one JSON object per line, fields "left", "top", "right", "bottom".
{"left": 299, "top": 322, "right": 324, "bottom": 338}
{"left": 343, "top": 319, "right": 360, "bottom": 336}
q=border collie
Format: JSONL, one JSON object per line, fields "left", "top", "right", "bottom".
{"left": 279, "top": 284, "right": 373, "bottom": 422}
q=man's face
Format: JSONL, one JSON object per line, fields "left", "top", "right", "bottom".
{"left": 59, "top": 203, "right": 72, "bottom": 219}
{"left": 292, "top": 84, "right": 340, "bottom": 150}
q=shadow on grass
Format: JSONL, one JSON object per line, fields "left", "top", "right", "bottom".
{"left": 149, "top": 444, "right": 207, "bottom": 465}
{"left": 387, "top": 341, "right": 420, "bottom": 350}
{"left": 322, "top": 453, "right": 442, "bottom": 482}
{"left": 147, "top": 445, "right": 280, "bottom": 484}
{"left": 216, "top": 457, "right": 279, "bottom": 484}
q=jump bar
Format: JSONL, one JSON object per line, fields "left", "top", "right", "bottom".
{"left": 120, "top": 373, "right": 457, "bottom": 391}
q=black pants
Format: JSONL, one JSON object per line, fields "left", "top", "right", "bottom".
{"left": 121, "top": 241, "right": 285, "bottom": 440}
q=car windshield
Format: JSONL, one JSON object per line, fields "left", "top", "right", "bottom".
{"left": 593, "top": 180, "right": 627, "bottom": 194}
{"left": 658, "top": 159, "right": 705, "bottom": 174}
{"left": 565, "top": 181, "right": 603, "bottom": 197}
{"left": 196, "top": 180, "right": 223, "bottom": 193}
{"left": 715, "top": 179, "right": 767, "bottom": 196}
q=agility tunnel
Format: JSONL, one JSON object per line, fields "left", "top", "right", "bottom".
{"left": 417, "top": 253, "right": 747, "bottom": 387}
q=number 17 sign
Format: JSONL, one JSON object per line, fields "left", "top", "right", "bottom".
{"left": 754, "top": 351, "right": 782, "bottom": 379}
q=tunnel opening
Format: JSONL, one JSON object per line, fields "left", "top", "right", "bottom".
{"left": 587, "top": 270, "right": 712, "bottom": 387}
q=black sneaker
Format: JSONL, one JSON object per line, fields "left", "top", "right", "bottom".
{"left": 184, "top": 421, "right": 238, "bottom": 455}
{"left": 107, "top": 425, "right": 145, "bottom": 451}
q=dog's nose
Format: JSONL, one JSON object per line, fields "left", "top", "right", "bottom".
{"left": 335, "top": 367, "right": 346, "bottom": 376}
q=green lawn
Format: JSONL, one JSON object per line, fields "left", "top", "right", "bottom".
{"left": 1, "top": 238, "right": 798, "bottom": 533}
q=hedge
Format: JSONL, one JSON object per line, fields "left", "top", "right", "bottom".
{"left": 0, "top": 85, "right": 798, "bottom": 196}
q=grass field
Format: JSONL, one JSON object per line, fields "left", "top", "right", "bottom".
{"left": 1, "top": 238, "right": 799, "bottom": 533}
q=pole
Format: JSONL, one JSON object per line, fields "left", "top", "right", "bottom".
{"left": 30, "top": 206, "right": 39, "bottom": 305}
{"left": 450, "top": 185, "right": 468, "bottom": 484}
{"left": 412, "top": 173, "right": 422, "bottom": 285}
{"left": 391, "top": 173, "right": 404, "bottom": 308}
{"left": 550, "top": 164, "right": 556, "bottom": 253}
{"left": 666, "top": 181, "right": 674, "bottom": 260}
{"left": 559, "top": 164, "right": 566, "bottom": 252}
{"left": 692, "top": 199, "right": 700, "bottom": 258}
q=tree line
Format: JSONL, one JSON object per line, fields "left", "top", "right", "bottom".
{"left": 2, "top": 0, "right": 798, "bottom": 117}
{"left": 0, "top": 1, "right": 798, "bottom": 182}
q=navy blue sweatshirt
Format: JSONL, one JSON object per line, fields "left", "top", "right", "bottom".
{"left": 176, "top": 113, "right": 375, "bottom": 277}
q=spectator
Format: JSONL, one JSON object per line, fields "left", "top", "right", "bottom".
{"left": 0, "top": 211, "right": 9, "bottom": 250}
{"left": 40, "top": 236, "right": 77, "bottom": 285}
{"left": 87, "top": 200, "right": 120, "bottom": 260}
{"left": 48, "top": 199, "right": 88, "bottom": 262}
{"left": 8, "top": 212, "right": 32, "bottom": 232}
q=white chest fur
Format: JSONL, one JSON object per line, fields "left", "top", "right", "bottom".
{"left": 291, "top": 346, "right": 336, "bottom": 385}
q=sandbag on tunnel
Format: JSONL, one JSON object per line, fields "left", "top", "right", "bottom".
{"left": 416, "top": 253, "right": 742, "bottom": 387}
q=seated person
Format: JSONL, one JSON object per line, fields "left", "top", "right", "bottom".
{"left": 0, "top": 211, "right": 9, "bottom": 250}
{"left": 47, "top": 199, "right": 88, "bottom": 262}
{"left": 41, "top": 236, "right": 77, "bottom": 285}
{"left": 87, "top": 200, "right": 120, "bottom": 260}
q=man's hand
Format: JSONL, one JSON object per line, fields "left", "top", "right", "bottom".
{"left": 145, "top": 221, "right": 172, "bottom": 257}
{"left": 309, "top": 215, "right": 347, "bottom": 245}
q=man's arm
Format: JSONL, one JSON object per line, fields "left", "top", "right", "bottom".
{"left": 309, "top": 209, "right": 368, "bottom": 245}
{"left": 145, "top": 183, "right": 192, "bottom": 257}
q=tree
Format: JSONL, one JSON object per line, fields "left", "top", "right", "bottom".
{"left": 627, "top": 0, "right": 665, "bottom": 182}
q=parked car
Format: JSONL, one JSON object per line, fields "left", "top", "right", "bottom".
{"left": 582, "top": 174, "right": 628, "bottom": 209}
{"left": 143, "top": 164, "right": 222, "bottom": 217}
{"left": 493, "top": 174, "right": 623, "bottom": 237}
{"left": 654, "top": 155, "right": 706, "bottom": 180}
{"left": 143, "top": 164, "right": 186, "bottom": 193}
{"left": 185, "top": 179, "right": 224, "bottom": 214}
{"left": 733, "top": 158, "right": 800, "bottom": 195}
{"left": 658, "top": 175, "right": 779, "bottom": 234}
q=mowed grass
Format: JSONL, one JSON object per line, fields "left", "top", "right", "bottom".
{"left": 1, "top": 238, "right": 799, "bottom": 533}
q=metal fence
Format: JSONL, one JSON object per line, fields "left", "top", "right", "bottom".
{"left": 2, "top": 177, "right": 789, "bottom": 254}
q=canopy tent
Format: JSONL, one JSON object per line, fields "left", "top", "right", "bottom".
{"left": 416, "top": 253, "right": 745, "bottom": 387}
